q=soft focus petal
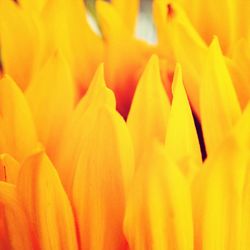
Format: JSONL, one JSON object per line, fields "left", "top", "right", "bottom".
{"left": 166, "top": 64, "right": 201, "bottom": 178}
{"left": 0, "top": 0, "right": 42, "bottom": 90}
{"left": 176, "top": 0, "right": 238, "bottom": 53}
{"left": 0, "top": 75, "right": 38, "bottom": 161}
{"left": 192, "top": 137, "right": 247, "bottom": 250}
{"left": 40, "top": 0, "right": 103, "bottom": 95}
{"left": 55, "top": 65, "right": 115, "bottom": 191}
{"left": 19, "top": 0, "right": 47, "bottom": 13}
{"left": 228, "top": 38, "right": 250, "bottom": 108}
{"left": 111, "top": 0, "right": 139, "bottom": 33}
{"left": 17, "top": 152, "right": 78, "bottom": 250}
{"left": 97, "top": 0, "right": 153, "bottom": 117}
{"left": 25, "top": 51, "right": 75, "bottom": 161}
{"left": 153, "top": 0, "right": 207, "bottom": 116}
{"left": 200, "top": 37, "right": 241, "bottom": 156}
{"left": 66, "top": 0, "right": 104, "bottom": 93}
{"left": 127, "top": 54, "right": 170, "bottom": 165}
{"left": 72, "top": 104, "right": 134, "bottom": 250}
{"left": 124, "top": 142, "right": 193, "bottom": 250}
{"left": 0, "top": 182, "right": 35, "bottom": 250}
{"left": 0, "top": 154, "right": 19, "bottom": 184}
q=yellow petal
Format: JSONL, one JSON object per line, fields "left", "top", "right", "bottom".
{"left": 153, "top": 0, "right": 207, "bottom": 116}
{"left": 241, "top": 154, "right": 250, "bottom": 249}
{"left": 19, "top": 0, "right": 47, "bottom": 13}
{"left": 192, "top": 137, "right": 247, "bottom": 250}
{"left": 0, "top": 75, "right": 38, "bottom": 161}
{"left": 72, "top": 104, "right": 134, "bottom": 250}
{"left": 200, "top": 37, "right": 241, "bottom": 156}
{"left": 124, "top": 142, "right": 193, "bottom": 250}
{"left": 25, "top": 52, "right": 75, "bottom": 161}
{"left": 40, "top": 0, "right": 103, "bottom": 94}
{"left": 65, "top": 0, "right": 104, "bottom": 92}
{"left": 231, "top": 103, "right": 250, "bottom": 149}
{"left": 0, "top": 154, "right": 19, "bottom": 184}
{"left": 17, "top": 152, "right": 78, "bottom": 250}
{"left": 55, "top": 65, "right": 115, "bottom": 191}
{"left": 96, "top": 0, "right": 130, "bottom": 41}
{"left": 111, "top": 0, "right": 139, "bottom": 33}
{"left": 228, "top": 38, "right": 250, "bottom": 108}
{"left": 127, "top": 55, "right": 170, "bottom": 165}
{"left": 0, "top": 0, "right": 42, "bottom": 90}
{"left": 166, "top": 64, "right": 201, "bottom": 178}
{"left": 176, "top": 0, "right": 237, "bottom": 53}
{"left": 72, "top": 64, "right": 115, "bottom": 115}
{"left": 96, "top": 0, "right": 153, "bottom": 117}
{"left": 0, "top": 181, "right": 35, "bottom": 250}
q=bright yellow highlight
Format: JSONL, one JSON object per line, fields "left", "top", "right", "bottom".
{"left": 0, "top": 0, "right": 249, "bottom": 249}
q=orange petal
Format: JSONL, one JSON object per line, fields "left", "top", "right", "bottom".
{"left": 41, "top": 0, "right": 103, "bottom": 94}
{"left": 228, "top": 38, "right": 250, "bottom": 108}
{"left": 55, "top": 65, "right": 115, "bottom": 191}
{"left": 65, "top": 0, "right": 104, "bottom": 92}
{"left": 0, "top": 75, "right": 38, "bottom": 161}
{"left": 241, "top": 152, "right": 250, "bottom": 248}
{"left": 72, "top": 104, "right": 134, "bottom": 250}
{"left": 111, "top": 0, "right": 139, "bottom": 33}
{"left": 25, "top": 51, "right": 75, "bottom": 161}
{"left": 19, "top": 0, "right": 47, "bottom": 13}
{"left": 96, "top": 0, "right": 153, "bottom": 117}
{"left": 166, "top": 64, "right": 201, "bottom": 178}
{"left": 127, "top": 55, "right": 170, "bottom": 165}
{"left": 192, "top": 137, "right": 247, "bottom": 250}
{"left": 176, "top": 0, "right": 238, "bottom": 53}
{"left": 0, "top": 154, "right": 19, "bottom": 184}
{"left": 200, "top": 37, "right": 241, "bottom": 156}
{"left": 124, "top": 142, "right": 193, "bottom": 250}
{"left": 153, "top": 0, "right": 207, "bottom": 116}
{"left": 17, "top": 152, "right": 78, "bottom": 250}
{"left": 232, "top": 103, "right": 250, "bottom": 149}
{"left": 0, "top": 0, "right": 42, "bottom": 90}
{"left": 0, "top": 181, "right": 35, "bottom": 250}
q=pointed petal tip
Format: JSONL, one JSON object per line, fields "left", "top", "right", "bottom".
{"left": 209, "top": 36, "right": 221, "bottom": 51}
{"left": 171, "top": 63, "right": 183, "bottom": 94}
{"left": 148, "top": 54, "right": 159, "bottom": 64}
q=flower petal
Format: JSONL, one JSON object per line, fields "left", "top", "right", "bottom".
{"left": 40, "top": 0, "right": 103, "bottom": 94}
{"left": 228, "top": 38, "right": 250, "bottom": 108}
{"left": 25, "top": 52, "right": 75, "bottom": 161}
{"left": 0, "top": 0, "right": 42, "bottom": 90}
{"left": 96, "top": 0, "right": 153, "bottom": 117}
{"left": 111, "top": 0, "right": 139, "bottom": 33}
{"left": 17, "top": 152, "right": 78, "bottom": 250}
{"left": 176, "top": 0, "right": 238, "bottom": 53}
{"left": 124, "top": 142, "right": 193, "bottom": 250}
{"left": 166, "top": 64, "right": 201, "bottom": 178}
{"left": 55, "top": 65, "right": 115, "bottom": 191}
{"left": 0, "top": 154, "right": 19, "bottom": 184}
{"left": 127, "top": 55, "right": 170, "bottom": 165}
{"left": 192, "top": 137, "right": 247, "bottom": 250}
{"left": 72, "top": 104, "right": 134, "bottom": 250}
{"left": 0, "top": 181, "right": 35, "bottom": 250}
{"left": 0, "top": 75, "right": 38, "bottom": 161}
{"left": 19, "top": 0, "right": 47, "bottom": 13}
{"left": 153, "top": 0, "right": 207, "bottom": 116}
{"left": 200, "top": 37, "right": 241, "bottom": 156}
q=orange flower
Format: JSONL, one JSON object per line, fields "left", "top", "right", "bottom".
{"left": 0, "top": 0, "right": 250, "bottom": 249}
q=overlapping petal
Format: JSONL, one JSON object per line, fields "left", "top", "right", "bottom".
{"left": 127, "top": 54, "right": 170, "bottom": 165}
{"left": 124, "top": 143, "right": 193, "bottom": 250}
{"left": 0, "top": 76, "right": 38, "bottom": 161}
{"left": 72, "top": 92, "right": 134, "bottom": 250}
{"left": 17, "top": 152, "right": 78, "bottom": 250}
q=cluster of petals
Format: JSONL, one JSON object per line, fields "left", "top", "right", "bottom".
{"left": 0, "top": 0, "right": 250, "bottom": 249}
